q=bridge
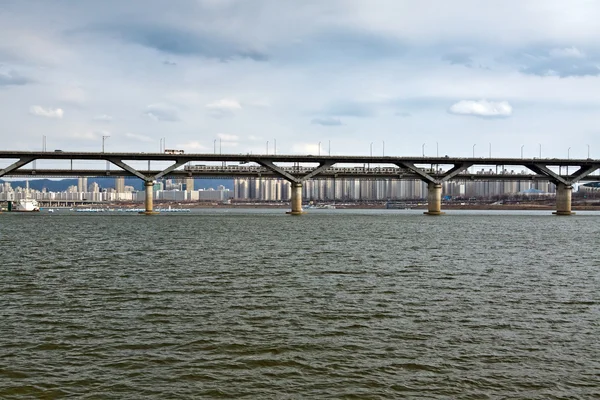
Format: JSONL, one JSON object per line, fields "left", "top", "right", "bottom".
{"left": 1, "top": 150, "right": 600, "bottom": 215}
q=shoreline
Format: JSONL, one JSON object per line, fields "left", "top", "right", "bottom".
{"left": 24, "top": 202, "right": 600, "bottom": 212}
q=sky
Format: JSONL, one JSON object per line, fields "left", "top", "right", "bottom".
{"left": 1, "top": 0, "right": 600, "bottom": 160}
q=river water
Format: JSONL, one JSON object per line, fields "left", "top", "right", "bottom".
{"left": 1, "top": 209, "right": 599, "bottom": 399}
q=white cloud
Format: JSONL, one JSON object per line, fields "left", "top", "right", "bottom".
{"left": 176, "top": 141, "right": 208, "bottom": 152}
{"left": 59, "top": 85, "right": 86, "bottom": 105}
{"left": 59, "top": 130, "right": 102, "bottom": 141}
{"left": 125, "top": 132, "right": 153, "bottom": 142}
{"left": 292, "top": 143, "right": 322, "bottom": 155}
{"left": 144, "top": 103, "right": 179, "bottom": 122}
{"left": 217, "top": 133, "right": 239, "bottom": 141}
{"left": 206, "top": 98, "right": 242, "bottom": 118}
{"left": 165, "top": 91, "right": 203, "bottom": 107}
{"left": 448, "top": 100, "right": 512, "bottom": 118}
{"left": 311, "top": 117, "right": 343, "bottom": 126}
{"left": 549, "top": 47, "right": 585, "bottom": 59}
{"left": 206, "top": 98, "right": 242, "bottom": 110}
{"left": 29, "top": 105, "right": 64, "bottom": 119}
{"left": 93, "top": 114, "right": 113, "bottom": 122}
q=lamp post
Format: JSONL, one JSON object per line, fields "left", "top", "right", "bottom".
{"left": 587, "top": 144, "right": 590, "bottom": 159}
{"left": 102, "top": 135, "right": 110, "bottom": 153}
{"left": 370, "top": 142, "right": 373, "bottom": 157}
{"left": 422, "top": 143, "right": 425, "bottom": 157}
{"left": 266, "top": 140, "right": 269, "bottom": 155}
{"left": 274, "top": 139, "right": 277, "bottom": 155}
{"left": 436, "top": 142, "right": 439, "bottom": 157}
{"left": 102, "top": 135, "right": 110, "bottom": 171}
{"left": 472, "top": 143, "right": 476, "bottom": 158}
{"left": 383, "top": 140, "right": 385, "bottom": 157}
{"left": 318, "top": 141, "right": 321, "bottom": 156}
{"left": 539, "top": 143, "right": 542, "bottom": 158}
{"left": 568, "top": 147, "right": 571, "bottom": 175}
{"left": 520, "top": 145, "right": 524, "bottom": 159}
{"left": 213, "top": 139, "right": 216, "bottom": 154}
{"left": 489, "top": 143, "right": 491, "bottom": 158}
{"left": 328, "top": 140, "right": 331, "bottom": 156}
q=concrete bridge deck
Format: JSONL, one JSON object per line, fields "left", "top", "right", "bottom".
{"left": 1, "top": 150, "right": 599, "bottom": 215}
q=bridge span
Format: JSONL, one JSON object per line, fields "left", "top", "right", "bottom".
{"left": 1, "top": 150, "right": 600, "bottom": 215}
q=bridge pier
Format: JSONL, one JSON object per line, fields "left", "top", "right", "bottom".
{"left": 286, "top": 182, "right": 305, "bottom": 215}
{"left": 140, "top": 181, "right": 159, "bottom": 215}
{"left": 424, "top": 182, "right": 444, "bottom": 215}
{"left": 553, "top": 183, "right": 574, "bottom": 215}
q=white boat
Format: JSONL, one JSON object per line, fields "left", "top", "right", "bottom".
{"left": 9, "top": 199, "right": 40, "bottom": 212}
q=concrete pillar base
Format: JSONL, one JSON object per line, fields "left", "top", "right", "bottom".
{"left": 423, "top": 211, "right": 445, "bottom": 216}
{"left": 555, "top": 183, "right": 573, "bottom": 216}
{"left": 138, "top": 211, "right": 160, "bottom": 215}
{"left": 289, "top": 182, "right": 304, "bottom": 215}
{"left": 426, "top": 182, "right": 443, "bottom": 215}
{"left": 286, "top": 211, "right": 307, "bottom": 215}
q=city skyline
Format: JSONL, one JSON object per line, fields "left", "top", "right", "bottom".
{"left": 0, "top": 174, "right": 562, "bottom": 204}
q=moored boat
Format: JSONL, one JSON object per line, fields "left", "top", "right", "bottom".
{"left": 8, "top": 199, "right": 40, "bottom": 212}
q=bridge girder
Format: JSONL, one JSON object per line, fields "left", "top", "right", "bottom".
{"left": 1, "top": 151, "right": 600, "bottom": 185}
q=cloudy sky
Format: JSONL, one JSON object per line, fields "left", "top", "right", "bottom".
{"left": 1, "top": 0, "right": 600, "bottom": 159}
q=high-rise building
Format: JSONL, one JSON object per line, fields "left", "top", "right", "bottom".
{"left": 115, "top": 177, "right": 125, "bottom": 193}
{"left": 185, "top": 177, "right": 194, "bottom": 192}
{"left": 78, "top": 177, "right": 88, "bottom": 193}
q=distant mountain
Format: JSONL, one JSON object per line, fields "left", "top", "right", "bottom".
{"left": 0, "top": 178, "right": 234, "bottom": 191}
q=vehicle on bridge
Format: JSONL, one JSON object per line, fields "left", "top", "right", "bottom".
{"left": 164, "top": 149, "right": 185, "bottom": 154}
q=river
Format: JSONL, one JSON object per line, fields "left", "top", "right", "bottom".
{"left": 1, "top": 209, "right": 599, "bottom": 398}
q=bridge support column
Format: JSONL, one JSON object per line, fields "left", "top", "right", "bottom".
{"left": 140, "top": 181, "right": 159, "bottom": 215}
{"left": 553, "top": 183, "right": 574, "bottom": 215}
{"left": 424, "top": 183, "right": 444, "bottom": 215}
{"left": 286, "top": 182, "right": 305, "bottom": 215}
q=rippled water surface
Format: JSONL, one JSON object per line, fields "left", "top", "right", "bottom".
{"left": 1, "top": 209, "right": 599, "bottom": 399}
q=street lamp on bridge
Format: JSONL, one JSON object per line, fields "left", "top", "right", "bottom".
{"left": 422, "top": 143, "right": 425, "bottom": 157}
{"left": 102, "top": 135, "right": 110, "bottom": 171}
{"left": 520, "top": 145, "right": 524, "bottom": 159}
{"left": 102, "top": 135, "right": 110, "bottom": 153}
{"left": 587, "top": 144, "right": 590, "bottom": 159}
